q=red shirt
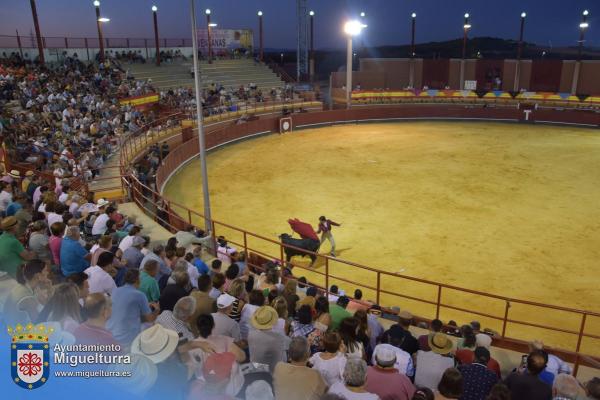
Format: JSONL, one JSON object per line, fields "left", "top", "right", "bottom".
{"left": 49, "top": 235, "right": 62, "bottom": 266}
{"left": 74, "top": 322, "right": 120, "bottom": 347}
{"left": 366, "top": 366, "right": 416, "bottom": 400}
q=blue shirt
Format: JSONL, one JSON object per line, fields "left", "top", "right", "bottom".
{"left": 5, "top": 202, "right": 22, "bottom": 217}
{"left": 107, "top": 284, "right": 152, "bottom": 345}
{"left": 193, "top": 258, "right": 209, "bottom": 275}
{"left": 458, "top": 363, "right": 499, "bottom": 400}
{"left": 60, "top": 237, "right": 90, "bottom": 276}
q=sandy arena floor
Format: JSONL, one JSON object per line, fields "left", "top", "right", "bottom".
{"left": 164, "top": 121, "right": 600, "bottom": 354}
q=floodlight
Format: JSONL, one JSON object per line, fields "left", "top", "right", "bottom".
{"left": 309, "top": 10, "right": 314, "bottom": 16}
{"left": 521, "top": 12, "right": 526, "bottom": 18}
{"left": 152, "top": 5, "right": 157, "bottom": 12}
{"left": 411, "top": 13, "right": 417, "bottom": 18}
{"left": 93, "top": 1, "right": 100, "bottom": 7}
{"left": 205, "top": 9, "right": 211, "bottom": 15}
{"left": 344, "top": 20, "right": 366, "bottom": 36}
{"left": 258, "top": 11, "right": 263, "bottom": 16}
{"left": 98, "top": 17, "right": 110, "bottom": 22}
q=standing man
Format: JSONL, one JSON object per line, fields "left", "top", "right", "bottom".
{"left": 316, "top": 215, "right": 341, "bottom": 257}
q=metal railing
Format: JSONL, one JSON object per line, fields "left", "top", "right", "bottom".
{"left": 0, "top": 34, "right": 192, "bottom": 50}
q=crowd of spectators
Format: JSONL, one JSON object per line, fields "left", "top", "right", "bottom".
{"left": 1, "top": 169, "right": 599, "bottom": 400}
{"left": 161, "top": 83, "right": 297, "bottom": 118}
{"left": 1, "top": 52, "right": 157, "bottom": 184}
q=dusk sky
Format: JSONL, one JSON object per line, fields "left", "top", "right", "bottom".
{"left": 0, "top": 0, "right": 597, "bottom": 49}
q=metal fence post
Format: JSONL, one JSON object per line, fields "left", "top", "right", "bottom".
{"left": 376, "top": 271, "right": 381, "bottom": 305}
{"left": 85, "top": 38, "right": 90, "bottom": 61}
{"left": 435, "top": 285, "right": 442, "bottom": 319}
{"left": 501, "top": 301, "right": 510, "bottom": 338}
{"left": 573, "top": 313, "right": 587, "bottom": 376}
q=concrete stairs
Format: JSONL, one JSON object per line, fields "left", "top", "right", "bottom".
{"left": 127, "top": 59, "right": 284, "bottom": 92}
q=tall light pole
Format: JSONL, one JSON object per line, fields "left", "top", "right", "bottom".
{"left": 360, "top": 11, "right": 366, "bottom": 56}
{"left": 258, "top": 11, "right": 264, "bottom": 62}
{"left": 578, "top": 10, "right": 590, "bottom": 61}
{"left": 573, "top": 10, "right": 591, "bottom": 94}
{"left": 206, "top": 9, "right": 212, "bottom": 63}
{"left": 309, "top": 10, "right": 315, "bottom": 81}
{"left": 93, "top": 1, "right": 105, "bottom": 63}
{"left": 514, "top": 12, "right": 526, "bottom": 91}
{"left": 29, "top": 0, "right": 45, "bottom": 65}
{"left": 189, "top": 0, "right": 212, "bottom": 235}
{"left": 409, "top": 13, "right": 417, "bottom": 88}
{"left": 152, "top": 5, "right": 160, "bottom": 66}
{"left": 460, "top": 13, "right": 471, "bottom": 90}
{"left": 344, "top": 20, "right": 366, "bottom": 109}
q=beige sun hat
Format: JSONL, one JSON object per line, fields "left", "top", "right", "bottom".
{"left": 131, "top": 325, "right": 179, "bottom": 364}
{"left": 428, "top": 332, "right": 454, "bottom": 355}
{"left": 250, "top": 306, "right": 279, "bottom": 330}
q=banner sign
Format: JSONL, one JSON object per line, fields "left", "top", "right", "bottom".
{"left": 119, "top": 93, "right": 159, "bottom": 109}
{"left": 196, "top": 29, "right": 253, "bottom": 51}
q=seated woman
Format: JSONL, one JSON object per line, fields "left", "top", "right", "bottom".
{"left": 3, "top": 260, "right": 50, "bottom": 326}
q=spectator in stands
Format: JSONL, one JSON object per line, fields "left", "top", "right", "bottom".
{"left": 328, "top": 285, "right": 341, "bottom": 302}
{"left": 297, "top": 285, "right": 318, "bottom": 310}
{"left": 73, "top": 293, "right": 118, "bottom": 346}
{"left": 586, "top": 378, "right": 600, "bottom": 400}
{"left": 309, "top": 331, "right": 347, "bottom": 387}
{"left": 156, "top": 296, "right": 196, "bottom": 341}
{"left": 3, "top": 260, "right": 47, "bottom": 325}
{"left": 412, "top": 388, "right": 435, "bottom": 400}
{"left": 188, "top": 351, "right": 240, "bottom": 400}
{"left": 28, "top": 220, "right": 51, "bottom": 264}
{"left": 108, "top": 269, "right": 159, "bottom": 347}
{"left": 290, "top": 304, "right": 323, "bottom": 355}
{"left": 330, "top": 295, "right": 352, "bottom": 331}
{"left": 139, "top": 260, "right": 160, "bottom": 302}
{"left": 85, "top": 251, "right": 117, "bottom": 296}
{"left": 551, "top": 373, "right": 579, "bottom": 400}
{"left": 282, "top": 278, "right": 300, "bottom": 317}
{"left": 159, "top": 270, "right": 190, "bottom": 311}
{"left": 454, "top": 339, "right": 501, "bottom": 378}
{"left": 122, "top": 236, "right": 145, "bottom": 269}
{"left": 226, "top": 278, "right": 247, "bottom": 322}
{"left": 457, "top": 347, "right": 498, "bottom": 400}
{"left": 372, "top": 329, "right": 415, "bottom": 378}
{"left": 273, "top": 336, "right": 327, "bottom": 400}
{"left": 329, "top": 358, "right": 380, "bottom": 400}
{"left": 212, "top": 293, "right": 241, "bottom": 341}
{"left": 457, "top": 325, "right": 477, "bottom": 350}
{"left": 414, "top": 333, "right": 456, "bottom": 390}
{"left": 394, "top": 310, "right": 420, "bottom": 355}
{"left": 190, "top": 274, "right": 217, "bottom": 335}
{"left": 64, "top": 272, "right": 90, "bottom": 318}
{"left": 191, "top": 245, "right": 210, "bottom": 275}
{"left": 314, "top": 295, "right": 332, "bottom": 331}
{"left": 246, "top": 380, "right": 275, "bottom": 400}
{"left": 249, "top": 305, "right": 290, "bottom": 372}
{"left": 118, "top": 225, "right": 141, "bottom": 253}
{"left": 192, "top": 314, "right": 245, "bottom": 362}
{"left": 48, "top": 221, "right": 65, "bottom": 266}
{"left": 419, "top": 319, "right": 443, "bottom": 351}
{"left": 504, "top": 350, "right": 552, "bottom": 400}
{"left": 436, "top": 368, "right": 463, "bottom": 399}
{"left": 347, "top": 288, "right": 372, "bottom": 313}
{"left": 60, "top": 226, "right": 90, "bottom": 277}
{"left": 42, "top": 282, "right": 82, "bottom": 333}
{"left": 339, "top": 317, "right": 366, "bottom": 359}
{"left": 271, "top": 296, "right": 290, "bottom": 335}
{"left": 530, "top": 340, "right": 573, "bottom": 376}
{"left": 130, "top": 324, "right": 188, "bottom": 400}
{"left": 0, "top": 216, "right": 34, "bottom": 278}
{"left": 210, "top": 272, "right": 226, "bottom": 299}
{"left": 366, "top": 345, "right": 416, "bottom": 400}
{"left": 140, "top": 244, "right": 170, "bottom": 284}
{"left": 224, "top": 263, "right": 239, "bottom": 292}
{"left": 92, "top": 205, "right": 116, "bottom": 236}
{"left": 240, "top": 289, "right": 265, "bottom": 340}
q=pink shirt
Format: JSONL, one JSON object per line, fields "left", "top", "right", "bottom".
{"left": 49, "top": 235, "right": 62, "bottom": 266}
{"left": 366, "top": 366, "right": 416, "bottom": 400}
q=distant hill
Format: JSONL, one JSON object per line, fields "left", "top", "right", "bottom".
{"left": 265, "top": 36, "right": 600, "bottom": 81}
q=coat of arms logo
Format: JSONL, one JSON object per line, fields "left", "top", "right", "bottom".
{"left": 7, "top": 323, "right": 53, "bottom": 390}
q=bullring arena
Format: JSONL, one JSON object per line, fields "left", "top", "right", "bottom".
{"left": 162, "top": 115, "right": 600, "bottom": 356}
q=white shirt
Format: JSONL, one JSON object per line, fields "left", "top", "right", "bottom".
{"left": 58, "top": 192, "right": 69, "bottom": 203}
{"left": 239, "top": 304, "right": 259, "bottom": 340}
{"left": 414, "top": 350, "right": 455, "bottom": 390}
{"left": 85, "top": 265, "right": 116, "bottom": 296}
{"left": 92, "top": 213, "right": 110, "bottom": 235}
{"left": 118, "top": 235, "right": 135, "bottom": 253}
{"left": 47, "top": 212, "right": 63, "bottom": 227}
{"left": 328, "top": 382, "right": 380, "bottom": 400}
{"left": 186, "top": 261, "right": 200, "bottom": 289}
{"left": 0, "top": 190, "right": 12, "bottom": 211}
{"left": 371, "top": 343, "right": 414, "bottom": 377}
{"left": 309, "top": 352, "right": 347, "bottom": 387}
